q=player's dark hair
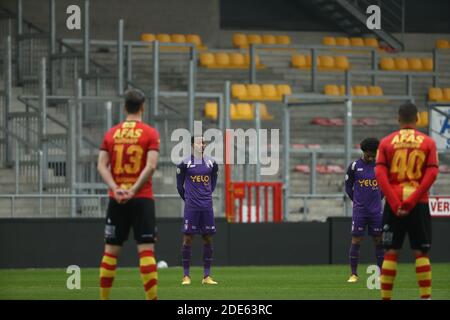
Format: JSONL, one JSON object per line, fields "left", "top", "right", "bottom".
{"left": 360, "top": 137, "right": 379, "bottom": 153}
{"left": 398, "top": 102, "right": 418, "bottom": 124}
{"left": 124, "top": 89, "right": 145, "bottom": 114}
{"left": 191, "top": 135, "right": 204, "bottom": 145}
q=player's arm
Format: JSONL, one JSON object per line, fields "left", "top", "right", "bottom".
{"left": 128, "top": 150, "right": 159, "bottom": 197}
{"left": 375, "top": 142, "right": 402, "bottom": 214}
{"left": 400, "top": 141, "right": 439, "bottom": 212}
{"left": 211, "top": 161, "right": 219, "bottom": 193}
{"left": 176, "top": 162, "right": 187, "bottom": 200}
{"left": 97, "top": 150, "right": 119, "bottom": 191}
{"left": 344, "top": 162, "right": 355, "bottom": 201}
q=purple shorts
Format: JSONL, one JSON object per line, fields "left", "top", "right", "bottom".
{"left": 182, "top": 207, "right": 216, "bottom": 235}
{"left": 351, "top": 213, "right": 382, "bottom": 237}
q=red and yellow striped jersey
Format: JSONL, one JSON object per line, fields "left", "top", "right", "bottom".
{"left": 100, "top": 120, "right": 160, "bottom": 199}
{"left": 376, "top": 127, "right": 438, "bottom": 203}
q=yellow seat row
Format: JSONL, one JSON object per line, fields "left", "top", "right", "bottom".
{"left": 417, "top": 111, "right": 429, "bottom": 128}
{"left": 323, "top": 37, "right": 379, "bottom": 48}
{"left": 428, "top": 88, "right": 450, "bottom": 102}
{"left": 140, "top": 33, "right": 207, "bottom": 49}
{"left": 231, "top": 84, "right": 292, "bottom": 101}
{"left": 199, "top": 52, "right": 263, "bottom": 69}
{"left": 233, "top": 33, "right": 291, "bottom": 49}
{"left": 324, "top": 85, "right": 384, "bottom": 96}
{"left": 436, "top": 39, "right": 450, "bottom": 49}
{"left": 379, "top": 57, "right": 433, "bottom": 71}
{"left": 291, "top": 55, "right": 349, "bottom": 71}
{"left": 204, "top": 102, "right": 274, "bottom": 121}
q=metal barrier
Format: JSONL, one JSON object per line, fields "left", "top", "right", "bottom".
{"left": 227, "top": 182, "right": 283, "bottom": 223}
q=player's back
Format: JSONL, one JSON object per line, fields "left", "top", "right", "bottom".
{"left": 377, "top": 128, "right": 438, "bottom": 203}
{"left": 100, "top": 120, "right": 160, "bottom": 198}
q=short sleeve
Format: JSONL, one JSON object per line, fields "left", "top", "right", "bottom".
{"left": 100, "top": 133, "right": 109, "bottom": 151}
{"left": 148, "top": 128, "right": 160, "bottom": 152}
{"left": 426, "top": 138, "right": 439, "bottom": 168}
{"left": 375, "top": 140, "right": 387, "bottom": 167}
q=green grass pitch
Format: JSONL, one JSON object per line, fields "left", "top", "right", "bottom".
{"left": 1, "top": 264, "right": 449, "bottom": 300}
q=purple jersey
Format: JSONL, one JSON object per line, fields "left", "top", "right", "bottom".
{"left": 345, "top": 158, "right": 383, "bottom": 216}
{"left": 176, "top": 155, "right": 218, "bottom": 210}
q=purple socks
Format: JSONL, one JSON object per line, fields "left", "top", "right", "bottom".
{"left": 203, "top": 244, "right": 213, "bottom": 278}
{"left": 182, "top": 245, "right": 191, "bottom": 277}
{"left": 349, "top": 243, "right": 361, "bottom": 276}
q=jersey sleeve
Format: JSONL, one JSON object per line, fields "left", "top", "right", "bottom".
{"left": 375, "top": 140, "right": 387, "bottom": 167}
{"left": 176, "top": 161, "right": 187, "bottom": 201}
{"left": 148, "top": 128, "right": 160, "bottom": 152}
{"left": 426, "top": 138, "right": 439, "bottom": 168}
{"left": 344, "top": 162, "right": 355, "bottom": 201}
{"left": 100, "top": 132, "right": 110, "bottom": 151}
{"left": 211, "top": 161, "right": 219, "bottom": 193}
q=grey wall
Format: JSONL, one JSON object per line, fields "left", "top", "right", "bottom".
{"left": 1, "top": 218, "right": 449, "bottom": 268}
{"left": 1, "top": 0, "right": 221, "bottom": 45}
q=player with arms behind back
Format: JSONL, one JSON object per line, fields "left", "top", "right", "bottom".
{"left": 375, "top": 102, "right": 439, "bottom": 300}
{"left": 97, "top": 89, "right": 160, "bottom": 300}
{"left": 345, "top": 138, "right": 384, "bottom": 283}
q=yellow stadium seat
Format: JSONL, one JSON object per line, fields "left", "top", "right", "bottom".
{"left": 141, "top": 33, "right": 155, "bottom": 42}
{"left": 262, "top": 34, "right": 277, "bottom": 45}
{"left": 204, "top": 102, "right": 218, "bottom": 120}
{"left": 236, "top": 103, "right": 254, "bottom": 120}
{"left": 261, "top": 84, "right": 278, "bottom": 100}
{"left": 276, "top": 84, "right": 292, "bottom": 99}
{"left": 291, "top": 55, "right": 307, "bottom": 68}
{"left": 232, "top": 84, "right": 247, "bottom": 100}
{"left": 171, "top": 34, "right": 186, "bottom": 43}
{"left": 199, "top": 53, "right": 215, "bottom": 67}
{"left": 258, "top": 103, "right": 274, "bottom": 120}
{"left": 368, "top": 86, "right": 383, "bottom": 96}
{"left": 380, "top": 57, "right": 395, "bottom": 70}
{"left": 417, "top": 111, "right": 429, "bottom": 128}
{"left": 186, "top": 34, "right": 202, "bottom": 47}
{"left": 428, "top": 88, "right": 444, "bottom": 101}
{"left": 305, "top": 55, "right": 313, "bottom": 67}
{"left": 422, "top": 58, "right": 434, "bottom": 71}
{"left": 247, "top": 84, "right": 262, "bottom": 99}
{"left": 323, "top": 37, "right": 336, "bottom": 46}
{"left": 436, "top": 39, "right": 449, "bottom": 49}
{"left": 408, "top": 58, "right": 423, "bottom": 71}
{"left": 276, "top": 35, "right": 291, "bottom": 45}
{"left": 335, "top": 56, "right": 349, "bottom": 70}
{"left": 230, "top": 103, "right": 239, "bottom": 120}
{"left": 244, "top": 54, "right": 261, "bottom": 67}
{"left": 233, "top": 33, "right": 248, "bottom": 48}
{"left": 230, "top": 53, "right": 245, "bottom": 67}
{"left": 215, "top": 53, "right": 230, "bottom": 67}
{"left": 248, "top": 34, "right": 263, "bottom": 45}
{"left": 364, "top": 38, "right": 379, "bottom": 48}
{"left": 354, "top": 85, "right": 369, "bottom": 96}
{"left": 156, "top": 34, "right": 171, "bottom": 43}
{"left": 350, "top": 37, "right": 364, "bottom": 47}
{"left": 443, "top": 88, "right": 450, "bottom": 101}
{"left": 324, "top": 85, "right": 340, "bottom": 96}
{"left": 319, "top": 56, "right": 335, "bottom": 70}
{"left": 336, "top": 37, "right": 350, "bottom": 46}
{"left": 395, "top": 58, "right": 409, "bottom": 71}
{"left": 339, "top": 85, "right": 354, "bottom": 96}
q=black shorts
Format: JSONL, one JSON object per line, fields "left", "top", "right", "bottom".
{"left": 104, "top": 198, "right": 157, "bottom": 246}
{"left": 381, "top": 203, "right": 432, "bottom": 252}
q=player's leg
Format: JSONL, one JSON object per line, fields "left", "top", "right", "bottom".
{"left": 347, "top": 215, "right": 366, "bottom": 282}
{"left": 200, "top": 208, "right": 217, "bottom": 285}
{"left": 380, "top": 203, "right": 406, "bottom": 300}
{"left": 132, "top": 198, "right": 158, "bottom": 300}
{"left": 100, "top": 199, "right": 132, "bottom": 300}
{"left": 348, "top": 236, "right": 363, "bottom": 282}
{"left": 368, "top": 214, "right": 384, "bottom": 270}
{"left": 182, "top": 233, "right": 194, "bottom": 284}
{"left": 181, "top": 208, "right": 200, "bottom": 284}
{"left": 408, "top": 204, "right": 432, "bottom": 299}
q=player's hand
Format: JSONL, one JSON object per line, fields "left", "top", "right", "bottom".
{"left": 113, "top": 188, "right": 128, "bottom": 204}
{"left": 396, "top": 208, "right": 410, "bottom": 217}
{"left": 120, "top": 188, "right": 136, "bottom": 203}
